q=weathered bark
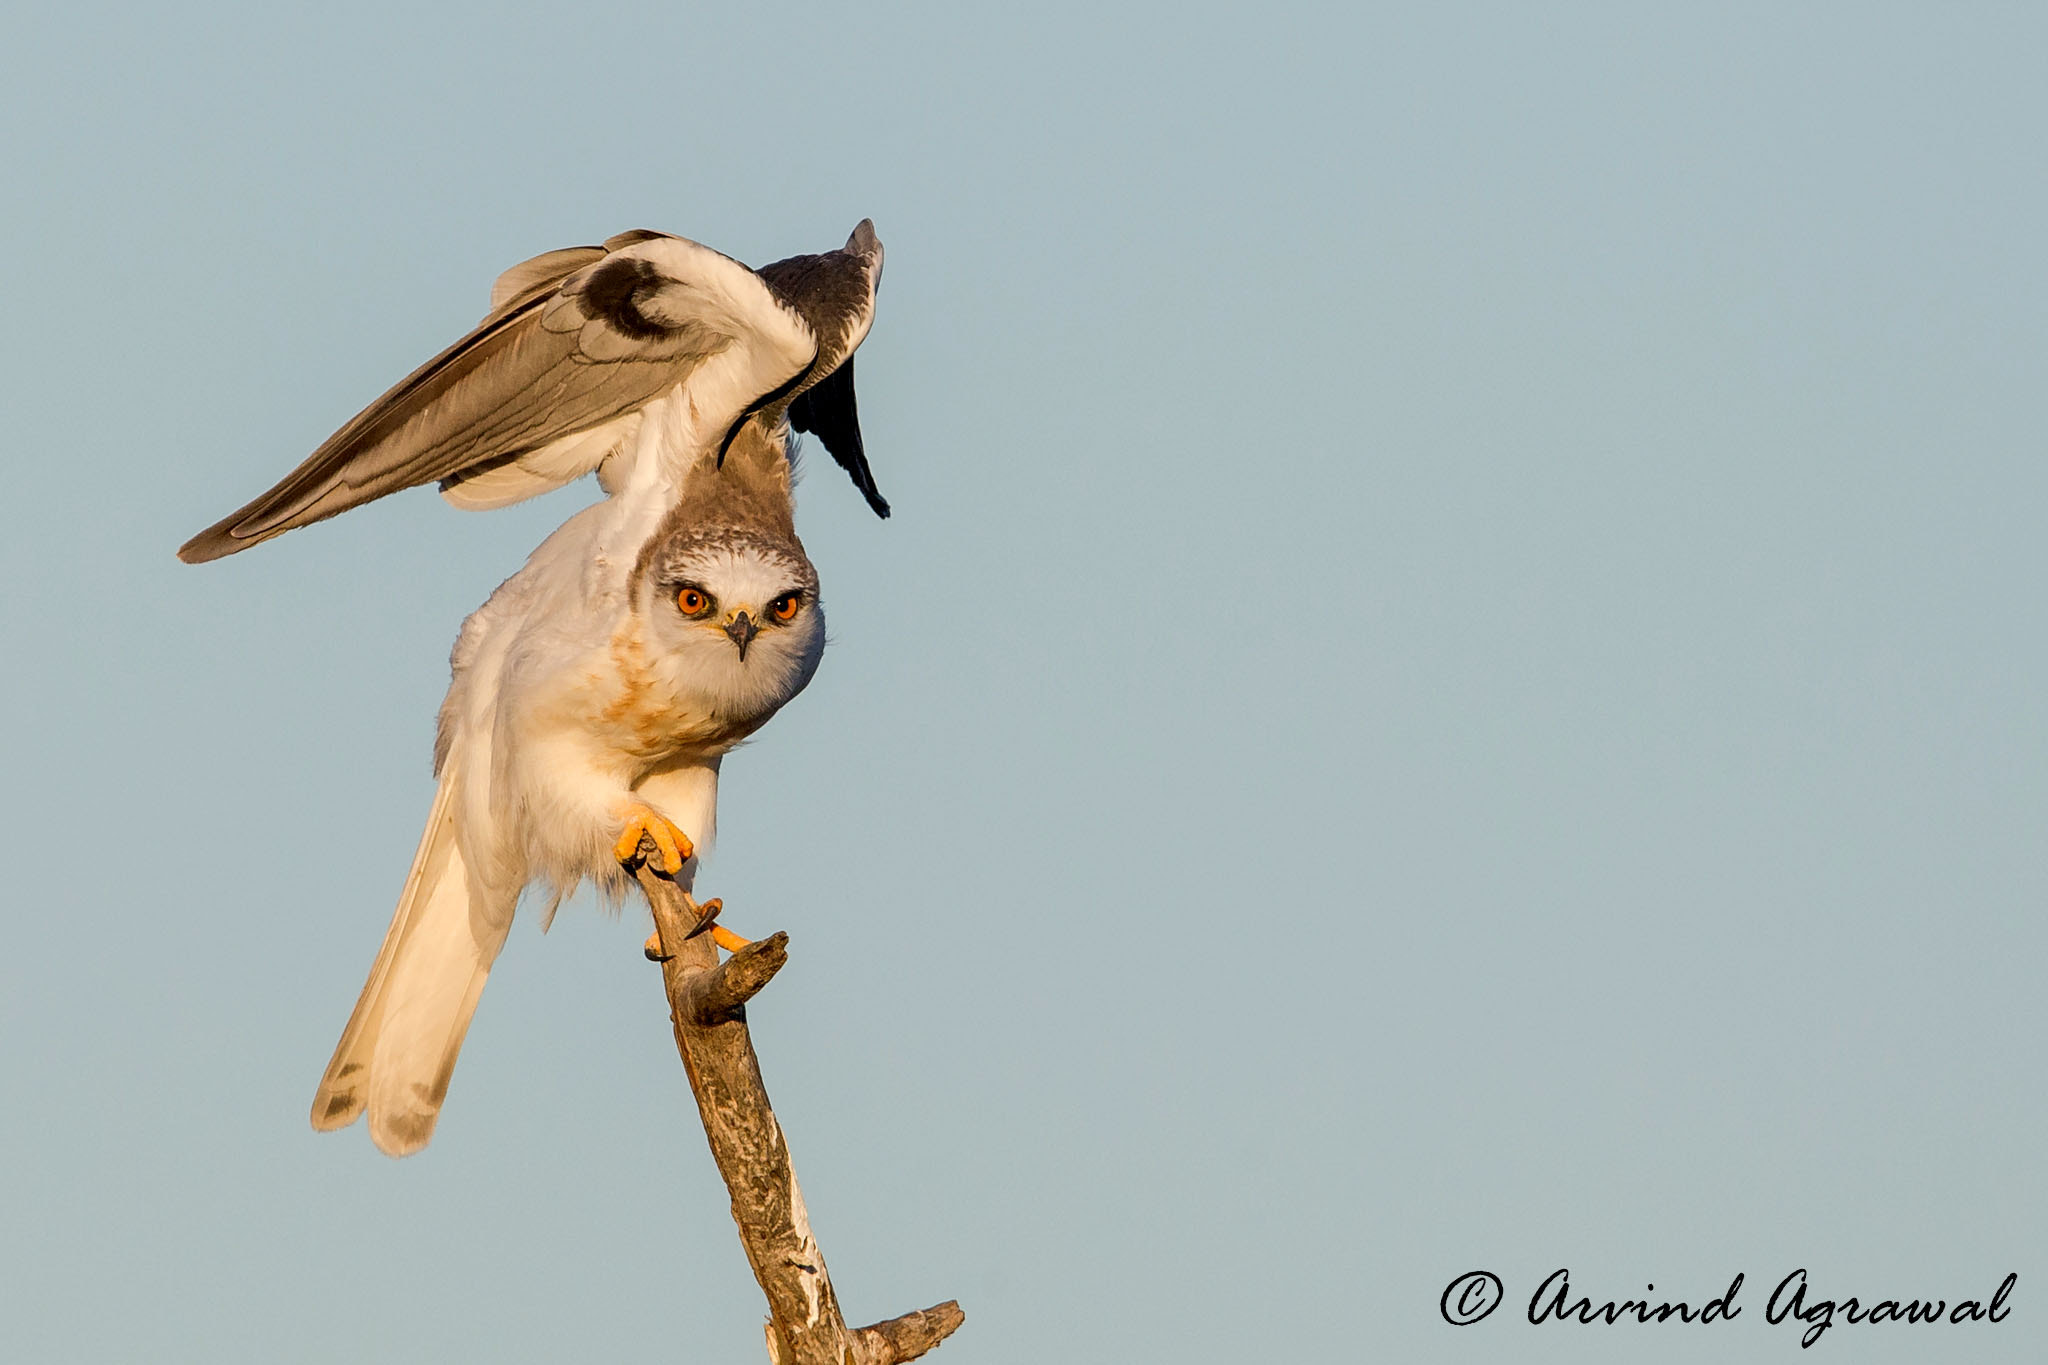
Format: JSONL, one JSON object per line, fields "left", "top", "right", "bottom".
{"left": 848, "top": 1302, "right": 968, "bottom": 1365}
{"left": 635, "top": 854, "right": 963, "bottom": 1365}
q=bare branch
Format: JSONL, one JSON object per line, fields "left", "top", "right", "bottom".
{"left": 631, "top": 851, "right": 963, "bottom": 1364}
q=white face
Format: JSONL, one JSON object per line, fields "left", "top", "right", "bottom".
{"left": 641, "top": 540, "right": 825, "bottom": 725}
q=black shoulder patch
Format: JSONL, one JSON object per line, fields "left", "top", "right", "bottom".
{"left": 580, "top": 256, "right": 670, "bottom": 340}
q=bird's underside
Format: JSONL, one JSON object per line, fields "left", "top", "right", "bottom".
{"left": 308, "top": 418, "right": 830, "bottom": 1156}
{"left": 178, "top": 221, "right": 888, "bottom": 565}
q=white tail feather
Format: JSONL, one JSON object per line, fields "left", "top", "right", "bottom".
{"left": 310, "top": 764, "right": 509, "bottom": 1156}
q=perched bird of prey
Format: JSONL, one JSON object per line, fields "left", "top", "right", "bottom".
{"left": 177, "top": 221, "right": 887, "bottom": 565}
{"left": 311, "top": 423, "right": 826, "bottom": 1156}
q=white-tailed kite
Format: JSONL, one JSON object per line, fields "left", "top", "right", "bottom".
{"left": 177, "top": 221, "right": 887, "bottom": 565}
{"left": 311, "top": 422, "right": 828, "bottom": 1156}
{"left": 178, "top": 223, "right": 886, "bottom": 1155}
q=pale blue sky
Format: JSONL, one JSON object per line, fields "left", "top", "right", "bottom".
{"left": 3, "top": 4, "right": 2043, "bottom": 1362}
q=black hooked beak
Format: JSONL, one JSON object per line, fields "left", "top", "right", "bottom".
{"left": 724, "top": 611, "right": 758, "bottom": 661}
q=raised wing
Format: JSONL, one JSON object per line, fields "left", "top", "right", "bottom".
{"left": 757, "top": 220, "right": 890, "bottom": 519}
{"left": 178, "top": 234, "right": 817, "bottom": 563}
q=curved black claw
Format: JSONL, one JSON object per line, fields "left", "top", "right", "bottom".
{"left": 684, "top": 897, "right": 724, "bottom": 941}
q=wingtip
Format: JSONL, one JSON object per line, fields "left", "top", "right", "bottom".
{"left": 176, "top": 529, "right": 236, "bottom": 564}
{"left": 178, "top": 513, "right": 271, "bottom": 563}
{"left": 847, "top": 219, "right": 880, "bottom": 255}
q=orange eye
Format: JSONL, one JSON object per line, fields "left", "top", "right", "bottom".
{"left": 677, "top": 587, "right": 711, "bottom": 617}
{"left": 770, "top": 592, "right": 801, "bottom": 622}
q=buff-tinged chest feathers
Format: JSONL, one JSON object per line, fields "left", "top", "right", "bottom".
{"left": 595, "top": 618, "right": 762, "bottom": 761}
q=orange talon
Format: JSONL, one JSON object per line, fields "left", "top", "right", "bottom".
{"left": 642, "top": 930, "right": 666, "bottom": 961}
{"left": 613, "top": 802, "right": 694, "bottom": 873}
{"left": 710, "top": 924, "right": 753, "bottom": 954}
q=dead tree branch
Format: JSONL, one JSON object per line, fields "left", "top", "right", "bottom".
{"left": 634, "top": 852, "right": 963, "bottom": 1365}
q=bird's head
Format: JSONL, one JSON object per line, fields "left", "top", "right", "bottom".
{"left": 636, "top": 527, "right": 825, "bottom": 725}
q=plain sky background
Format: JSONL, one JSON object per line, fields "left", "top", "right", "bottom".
{"left": 3, "top": 4, "right": 2043, "bottom": 1362}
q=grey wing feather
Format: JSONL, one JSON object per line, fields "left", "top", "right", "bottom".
{"left": 179, "top": 250, "right": 722, "bottom": 564}
{"left": 180, "top": 230, "right": 822, "bottom": 563}
{"left": 488, "top": 246, "right": 605, "bottom": 314}
{"left": 755, "top": 220, "right": 889, "bottom": 515}
{"left": 603, "top": 228, "right": 677, "bottom": 251}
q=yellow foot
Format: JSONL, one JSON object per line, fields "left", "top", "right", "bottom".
{"left": 711, "top": 924, "right": 753, "bottom": 954}
{"left": 613, "top": 802, "right": 694, "bottom": 873}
